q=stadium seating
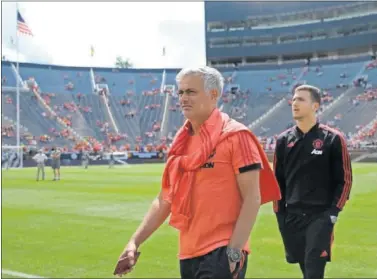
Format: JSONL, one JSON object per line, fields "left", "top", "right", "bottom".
{"left": 108, "top": 95, "right": 141, "bottom": 144}
{"left": 48, "top": 93, "right": 97, "bottom": 139}
{"left": 138, "top": 93, "right": 165, "bottom": 142}
{"left": 321, "top": 87, "right": 377, "bottom": 135}
{"left": 78, "top": 94, "right": 116, "bottom": 141}
{"left": 2, "top": 57, "right": 377, "bottom": 150}
{"left": 2, "top": 91, "right": 72, "bottom": 147}
{"left": 234, "top": 67, "right": 300, "bottom": 94}
{"left": 1, "top": 117, "right": 18, "bottom": 146}
{"left": 93, "top": 69, "right": 135, "bottom": 95}
{"left": 19, "top": 64, "right": 92, "bottom": 94}
{"left": 2, "top": 62, "right": 17, "bottom": 87}
{"left": 302, "top": 61, "right": 365, "bottom": 89}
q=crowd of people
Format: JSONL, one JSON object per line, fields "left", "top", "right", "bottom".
{"left": 1, "top": 124, "right": 14, "bottom": 138}
{"left": 2, "top": 59, "right": 377, "bottom": 154}
{"left": 353, "top": 88, "right": 377, "bottom": 102}
{"left": 351, "top": 116, "right": 377, "bottom": 145}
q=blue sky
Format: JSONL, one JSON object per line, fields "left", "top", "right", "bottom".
{"left": 2, "top": 2, "right": 206, "bottom": 68}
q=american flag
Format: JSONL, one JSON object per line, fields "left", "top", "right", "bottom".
{"left": 17, "top": 10, "right": 33, "bottom": 36}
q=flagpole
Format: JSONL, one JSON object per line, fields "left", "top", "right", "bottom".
{"left": 16, "top": 2, "right": 21, "bottom": 167}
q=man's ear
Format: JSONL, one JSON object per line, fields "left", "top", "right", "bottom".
{"left": 312, "top": 102, "right": 320, "bottom": 112}
{"left": 210, "top": 89, "right": 218, "bottom": 101}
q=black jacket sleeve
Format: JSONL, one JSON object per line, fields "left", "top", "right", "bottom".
{"left": 329, "top": 134, "right": 353, "bottom": 216}
{"left": 273, "top": 136, "right": 286, "bottom": 214}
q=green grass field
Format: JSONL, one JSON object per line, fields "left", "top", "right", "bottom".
{"left": 1, "top": 163, "right": 377, "bottom": 278}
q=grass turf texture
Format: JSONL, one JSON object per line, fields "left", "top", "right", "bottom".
{"left": 2, "top": 163, "right": 377, "bottom": 278}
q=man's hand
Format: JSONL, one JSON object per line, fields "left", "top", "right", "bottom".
{"left": 112, "top": 193, "right": 170, "bottom": 276}
{"left": 324, "top": 208, "right": 339, "bottom": 225}
{"left": 113, "top": 241, "right": 139, "bottom": 276}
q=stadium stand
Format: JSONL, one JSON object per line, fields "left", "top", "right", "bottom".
{"left": 2, "top": 63, "right": 17, "bottom": 87}
{"left": 2, "top": 56, "right": 377, "bottom": 153}
{"left": 2, "top": 1, "right": 377, "bottom": 156}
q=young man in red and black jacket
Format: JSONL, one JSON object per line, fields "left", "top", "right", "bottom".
{"left": 273, "top": 84, "right": 353, "bottom": 279}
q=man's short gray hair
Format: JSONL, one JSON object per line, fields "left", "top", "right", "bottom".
{"left": 176, "top": 66, "right": 224, "bottom": 99}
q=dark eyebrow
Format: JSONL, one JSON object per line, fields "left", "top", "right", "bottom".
{"left": 292, "top": 96, "right": 305, "bottom": 101}
{"left": 178, "top": 88, "right": 196, "bottom": 94}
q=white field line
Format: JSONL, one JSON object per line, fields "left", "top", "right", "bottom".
{"left": 1, "top": 269, "right": 44, "bottom": 278}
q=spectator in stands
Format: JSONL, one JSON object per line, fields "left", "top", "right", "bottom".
{"left": 354, "top": 76, "right": 368, "bottom": 88}
{"left": 2, "top": 125, "right": 15, "bottom": 138}
{"left": 65, "top": 82, "right": 74, "bottom": 91}
{"left": 365, "top": 59, "right": 377, "bottom": 70}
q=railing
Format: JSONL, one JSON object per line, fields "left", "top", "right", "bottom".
{"left": 249, "top": 97, "right": 287, "bottom": 129}
{"left": 160, "top": 85, "right": 174, "bottom": 138}
{"left": 99, "top": 89, "right": 120, "bottom": 134}
{"left": 10, "top": 63, "right": 26, "bottom": 89}
{"left": 90, "top": 68, "right": 96, "bottom": 93}
{"left": 249, "top": 66, "right": 307, "bottom": 129}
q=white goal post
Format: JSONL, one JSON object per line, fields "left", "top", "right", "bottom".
{"left": 1, "top": 145, "right": 24, "bottom": 169}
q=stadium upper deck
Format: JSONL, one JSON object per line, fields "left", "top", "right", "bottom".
{"left": 205, "top": 1, "right": 377, "bottom": 66}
